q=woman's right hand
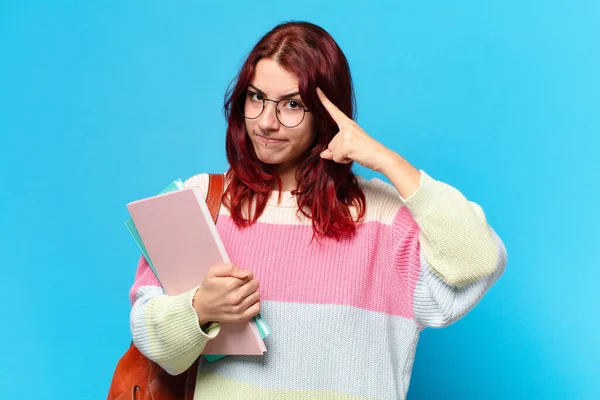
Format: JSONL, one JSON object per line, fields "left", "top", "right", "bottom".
{"left": 192, "top": 263, "right": 261, "bottom": 325}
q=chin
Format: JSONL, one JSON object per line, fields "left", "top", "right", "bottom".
{"left": 252, "top": 145, "right": 282, "bottom": 163}
{"left": 256, "top": 152, "right": 298, "bottom": 171}
{"left": 257, "top": 154, "right": 287, "bottom": 166}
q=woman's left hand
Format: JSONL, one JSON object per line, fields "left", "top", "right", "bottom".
{"left": 317, "top": 87, "right": 421, "bottom": 199}
{"left": 317, "top": 87, "right": 396, "bottom": 174}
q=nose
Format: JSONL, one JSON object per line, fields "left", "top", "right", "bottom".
{"left": 257, "top": 101, "right": 280, "bottom": 132}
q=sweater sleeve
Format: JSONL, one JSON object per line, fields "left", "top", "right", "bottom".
{"left": 129, "top": 255, "right": 221, "bottom": 375}
{"left": 392, "top": 170, "right": 507, "bottom": 328}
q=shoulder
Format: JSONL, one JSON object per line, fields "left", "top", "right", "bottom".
{"left": 354, "top": 174, "right": 406, "bottom": 224}
{"left": 183, "top": 172, "right": 227, "bottom": 200}
{"left": 183, "top": 172, "right": 210, "bottom": 190}
{"left": 355, "top": 175, "right": 402, "bottom": 203}
{"left": 183, "top": 173, "right": 209, "bottom": 200}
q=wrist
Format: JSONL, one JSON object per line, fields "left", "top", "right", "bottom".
{"left": 380, "top": 151, "right": 421, "bottom": 200}
{"left": 197, "top": 311, "right": 212, "bottom": 327}
{"left": 379, "top": 150, "right": 405, "bottom": 177}
{"left": 192, "top": 287, "right": 210, "bottom": 326}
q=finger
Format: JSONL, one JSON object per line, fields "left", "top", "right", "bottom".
{"left": 234, "top": 268, "right": 253, "bottom": 280}
{"left": 324, "top": 132, "right": 344, "bottom": 158}
{"left": 209, "top": 263, "right": 236, "bottom": 277}
{"left": 320, "top": 148, "right": 334, "bottom": 160}
{"left": 316, "top": 87, "right": 351, "bottom": 127}
{"left": 332, "top": 152, "right": 352, "bottom": 164}
{"left": 321, "top": 135, "right": 339, "bottom": 160}
{"left": 243, "top": 301, "right": 261, "bottom": 320}
{"left": 237, "top": 291, "right": 260, "bottom": 312}
{"left": 325, "top": 136, "right": 352, "bottom": 164}
{"left": 237, "top": 278, "right": 259, "bottom": 299}
{"left": 211, "top": 263, "right": 252, "bottom": 280}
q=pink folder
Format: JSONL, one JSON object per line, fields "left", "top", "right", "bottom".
{"left": 127, "top": 187, "right": 266, "bottom": 356}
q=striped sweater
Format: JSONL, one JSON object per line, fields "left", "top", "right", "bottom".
{"left": 130, "top": 170, "right": 507, "bottom": 400}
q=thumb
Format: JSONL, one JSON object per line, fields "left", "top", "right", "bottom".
{"left": 211, "top": 263, "right": 248, "bottom": 278}
{"left": 226, "top": 263, "right": 253, "bottom": 279}
{"left": 233, "top": 267, "right": 252, "bottom": 280}
{"left": 320, "top": 149, "right": 334, "bottom": 160}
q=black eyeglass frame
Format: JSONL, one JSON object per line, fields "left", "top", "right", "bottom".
{"left": 241, "top": 90, "right": 310, "bottom": 128}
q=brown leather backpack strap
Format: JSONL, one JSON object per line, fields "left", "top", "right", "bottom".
{"left": 183, "top": 358, "right": 200, "bottom": 400}
{"left": 206, "top": 174, "right": 224, "bottom": 224}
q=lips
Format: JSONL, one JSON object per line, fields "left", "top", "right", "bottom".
{"left": 256, "top": 134, "right": 286, "bottom": 145}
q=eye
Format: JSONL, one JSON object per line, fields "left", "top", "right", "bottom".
{"left": 248, "top": 91, "right": 263, "bottom": 102}
{"left": 283, "top": 99, "right": 304, "bottom": 110}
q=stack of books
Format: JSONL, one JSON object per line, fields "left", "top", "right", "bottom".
{"left": 125, "top": 179, "right": 270, "bottom": 363}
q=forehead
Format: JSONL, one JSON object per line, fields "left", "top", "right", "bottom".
{"left": 250, "top": 58, "right": 299, "bottom": 96}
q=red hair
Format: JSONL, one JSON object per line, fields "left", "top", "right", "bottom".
{"left": 223, "top": 21, "right": 366, "bottom": 240}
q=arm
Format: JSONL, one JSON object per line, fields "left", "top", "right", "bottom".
{"left": 390, "top": 170, "right": 507, "bottom": 327}
{"left": 384, "top": 153, "right": 504, "bottom": 287}
{"left": 315, "top": 88, "right": 506, "bottom": 326}
{"left": 129, "top": 255, "right": 220, "bottom": 375}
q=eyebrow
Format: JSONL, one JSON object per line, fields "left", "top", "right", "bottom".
{"left": 248, "top": 84, "right": 300, "bottom": 100}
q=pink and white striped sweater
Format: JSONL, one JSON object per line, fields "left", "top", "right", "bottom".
{"left": 129, "top": 170, "right": 507, "bottom": 400}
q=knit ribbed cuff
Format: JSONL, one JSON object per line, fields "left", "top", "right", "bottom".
{"left": 399, "top": 170, "right": 502, "bottom": 288}
{"left": 400, "top": 170, "right": 440, "bottom": 219}
{"left": 171, "top": 286, "right": 221, "bottom": 341}
{"left": 144, "top": 286, "right": 221, "bottom": 373}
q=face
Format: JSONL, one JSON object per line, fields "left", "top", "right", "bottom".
{"left": 244, "top": 58, "right": 316, "bottom": 176}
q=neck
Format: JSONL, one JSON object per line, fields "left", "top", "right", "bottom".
{"left": 272, "top": 164, "right": 298, "bottom": 192}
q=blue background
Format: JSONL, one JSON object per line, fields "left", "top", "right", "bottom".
{"left": 1, "top": 1, "right": 598, "bottom": 399}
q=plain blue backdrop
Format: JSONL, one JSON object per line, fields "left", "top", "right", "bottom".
{"left": 1, "top": 1, "right": 598, "bottom": 399}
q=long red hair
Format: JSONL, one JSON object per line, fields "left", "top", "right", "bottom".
{"left": 223, "top": 21, "right": 366, "bottom": 240}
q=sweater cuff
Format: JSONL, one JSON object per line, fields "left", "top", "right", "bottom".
{"left": 400, "top": 170, "right": 441, "bottom": 218}
{"left": 201, "top": 322, "right": 221, "bottom": 337}
{"left": 398, "top": 169, "right": 425, "bottom": 203}
{"left": 178, "top": 286, "right": 221, "bottom": 340}
{"left": 398, "top": 170, "right": 502, "bottom": 287}
{"left": 147, "top": 286, "right": 220, "bottom": 353}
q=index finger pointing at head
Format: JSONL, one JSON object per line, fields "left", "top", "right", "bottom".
{"left": 316, "top": 87, "right": 351, "bottom": 127}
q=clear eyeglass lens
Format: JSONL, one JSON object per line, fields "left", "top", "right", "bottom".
{"left": 277, "top": 100, "right": 304, "bottom": 127}
{"left": 243, "top": 93, "right": 305, "bottom": 127}
{"left": 243, "top": 96, "right": 263, "bottom": 119}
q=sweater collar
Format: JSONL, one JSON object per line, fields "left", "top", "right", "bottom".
{"left": 266, "top": 190, "right": 298, "bottom": 208}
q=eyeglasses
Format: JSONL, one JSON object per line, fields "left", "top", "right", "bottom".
{"left": 242, "top": 90, "right": 310, "bottom": 128}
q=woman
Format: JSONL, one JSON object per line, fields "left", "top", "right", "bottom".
{"left": 130, "top": 21, "right": 507, "bottom": 399}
